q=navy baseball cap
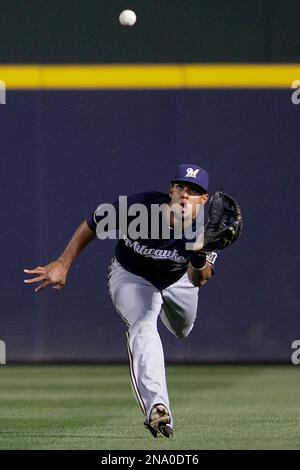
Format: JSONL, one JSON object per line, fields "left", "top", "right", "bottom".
{"left": 171, "top": 164, "right": 209, "bottom": 193}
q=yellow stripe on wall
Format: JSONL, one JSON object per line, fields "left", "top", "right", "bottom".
{"left": 0, "top": 64, "right": 299, "bottom": 89}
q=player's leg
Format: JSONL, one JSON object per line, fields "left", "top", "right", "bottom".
{"left": 160, "top": 272, "right": 199, "bottom": 338}
{"left": 108, "top": 257, "right": 173, "bottom": 430}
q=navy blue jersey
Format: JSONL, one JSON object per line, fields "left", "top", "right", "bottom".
{"left": 87, "top": 191, "right": 218, "bottom": 290}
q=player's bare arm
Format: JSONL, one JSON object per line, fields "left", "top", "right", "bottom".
{"left": 187, "top": 262, "right": 212, "bottom": 287}
{"left": 24, "top": 220, "right": 96, "bottom": 292}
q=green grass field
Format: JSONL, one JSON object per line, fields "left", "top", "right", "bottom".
{"left": 0, "top": 365, "right": 299, "bottom": 450}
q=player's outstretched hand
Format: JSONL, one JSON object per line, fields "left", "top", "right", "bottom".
{"left": 23, "top": 259, "right": 69, "bottom": 293}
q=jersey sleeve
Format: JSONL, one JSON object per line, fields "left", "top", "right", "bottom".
{"left": 86, "top": 191, "right": 165, "bottom": 234}
{"left": 86, "top": 199, "right": 119, "bottom": 233}
{"left": 86, "top": 211, "right": 98, "bottom": 233}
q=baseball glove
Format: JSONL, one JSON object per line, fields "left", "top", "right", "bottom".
{"left": 202, "top": 191, "right": 243, "bottom": 251}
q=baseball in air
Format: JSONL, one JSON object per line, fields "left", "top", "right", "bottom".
{"left": 119, "top": 10, "right": 137, "bottom": 26}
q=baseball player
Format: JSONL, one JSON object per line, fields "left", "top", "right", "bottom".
{"left": 24, "top": 163, "right": 242, "bottom": 438}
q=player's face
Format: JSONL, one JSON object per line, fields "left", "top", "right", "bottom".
{"left": 169, "top": 183, "right": 208, "bottom": 222}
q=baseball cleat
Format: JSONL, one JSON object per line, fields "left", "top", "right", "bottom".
{"left": 145, "top": 404, "right": 173, "bottom": 438}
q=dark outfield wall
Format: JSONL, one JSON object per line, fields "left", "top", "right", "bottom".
{"left": 0, "top": 88, "right": 299, "bottom": 362}
{"left": 1, "top": 0, "right": 299, "bottom": 362}
{"left": 0, "top": 0, "right": 300, "bottom": 63}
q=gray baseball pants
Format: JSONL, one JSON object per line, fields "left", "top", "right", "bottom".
{"left": 108, "top": 257, "right": 199, "bottom": 426}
